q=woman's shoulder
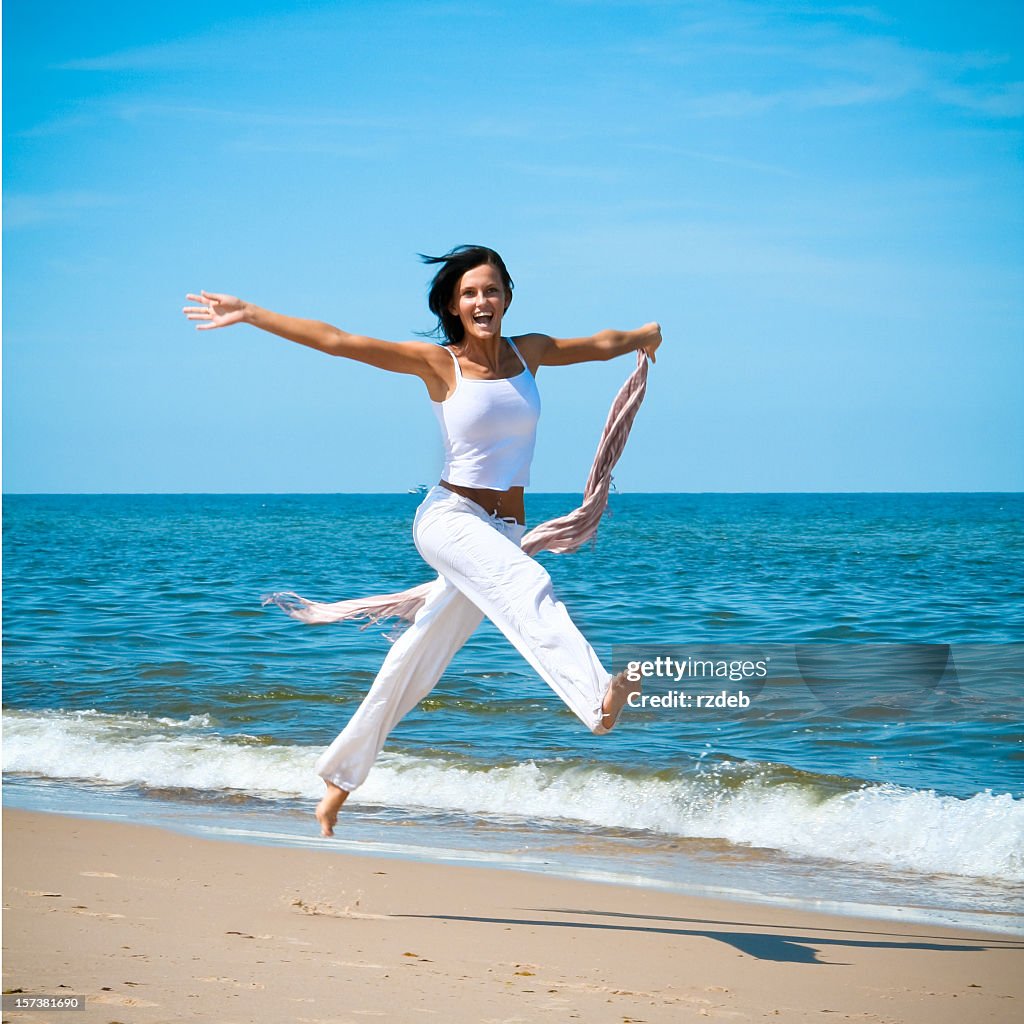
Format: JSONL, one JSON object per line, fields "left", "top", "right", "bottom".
{"left": 509, "top": 332, "right": 551, "bottom": 369}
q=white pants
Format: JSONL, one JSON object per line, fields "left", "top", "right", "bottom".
{"left": 315, "top": 485, "right": 612, "bottom": 792}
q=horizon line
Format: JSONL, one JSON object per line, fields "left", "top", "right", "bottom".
{"left": 4, "top": 490, "right": 1022, "bottom": 498}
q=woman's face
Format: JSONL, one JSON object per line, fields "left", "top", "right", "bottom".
{"left": 448, "top": 263, "right": 510, "bottom": 343}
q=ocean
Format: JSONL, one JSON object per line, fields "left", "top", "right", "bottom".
{"left": 3, "top": 492, "right": 1022, "bottom": 933}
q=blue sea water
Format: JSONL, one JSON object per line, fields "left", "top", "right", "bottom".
{"left": 3, "top": 492, "right": 1023, "bottom": 932}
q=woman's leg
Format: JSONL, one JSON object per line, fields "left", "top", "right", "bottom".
{"left": 315, "top": 573, "right": 484, "bottom": 796}
{"left": 413, "top": 489, "right": 622, "bottom": 734}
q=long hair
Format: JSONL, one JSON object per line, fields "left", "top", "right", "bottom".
{"left": 419, "top": 245, "right": 514, "bottom": 345}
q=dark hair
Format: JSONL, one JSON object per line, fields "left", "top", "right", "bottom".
{"left": 419, "top": 245, "right": 514, "bottom": 345}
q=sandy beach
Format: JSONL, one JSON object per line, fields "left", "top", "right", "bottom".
{"left": 2, "top": 808, "right": 1021, "bottom": 1023}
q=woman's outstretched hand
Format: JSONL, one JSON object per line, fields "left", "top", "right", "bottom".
{"left": 638, "top": 321, "right": 662, "bottom": 364}
{"left": 183, "top": 291, "right": 246, "bottom": 330}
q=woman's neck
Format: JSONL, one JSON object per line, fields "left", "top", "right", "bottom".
{"left": 456, "top": 334, "right": 507, "bottom": 375}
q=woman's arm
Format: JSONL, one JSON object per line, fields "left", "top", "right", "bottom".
{"left": 517, "top": 322, "right": 662, "bottom": 369}
{"left": 183, "top": 290, "right": 446, "bottom": 381}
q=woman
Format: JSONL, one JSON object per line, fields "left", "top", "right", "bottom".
{"left": 183, "top": 245, "right": 661, "bottom": 836}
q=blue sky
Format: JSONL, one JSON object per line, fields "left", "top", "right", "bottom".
{"left": 4, "top": 0, "right": 1022, "bottom": 493}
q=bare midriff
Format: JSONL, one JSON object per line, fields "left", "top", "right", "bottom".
{"left": 439, "top": 480, "right": 525, "bottom": 524}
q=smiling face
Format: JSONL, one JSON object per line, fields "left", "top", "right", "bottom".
{"left": 448, "top": 263, "right": 511, "bottom": 343}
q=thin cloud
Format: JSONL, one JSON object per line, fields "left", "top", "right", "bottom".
{"left": 14, "top": 100, "right": 410, "bottom": 144}
{"left": 682, "top": 149, "right": 801, "bottom": 179}
{"left": 628, "top": 141, "right": 799, "bottom": 178}
{"left": 114, "top": 102, "right": 549, "bottom": 146}
{"left": 504, "top": 162, "right": 625, "bottom": 184}
{"left": 615, "top": 6, "right": 1021, "bottom": 121}
{"left": 3, "top": 191, "right": 127, "bottom": 230}
{"left": 16, "top": 110, "right": 101, "bottom": 138}
{"left": 791, "top": 4, "right": 894, "bottom": 26}
{"left": 114, "top": 102, "right": 404, "bottom": 132}
{"left": 936, "top": 82, "right": 1024, "bottom": 119}
{"left": 48, "top": 8, "right": 350, "bottom": 75}
{"left": 53, "top": 39, "right": 211, "bottom": 73}
{"left": 226, "top": 139, "right": 395, "bottom": 159}
{"left": 685, "top": 71, "right": 1023, "bottom": 121}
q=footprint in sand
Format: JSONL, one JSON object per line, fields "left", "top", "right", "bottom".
{"left": 196, "top": 977, "right": 265, "bottom": 990}
{"left": 290, "top": 898, "right": 388, "bottom": 920}
{"left": 90, "top": 993, "right": 159, "bottom": 1008}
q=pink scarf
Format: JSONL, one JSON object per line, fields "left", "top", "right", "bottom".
{"left": 264, "top": 351, "right": 649, "bottom": 626}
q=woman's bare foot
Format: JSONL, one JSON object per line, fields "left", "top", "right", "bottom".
{"left": 316, "top": 781, "right": 350, "bottom": 837}
{"left": 600, "top": 670, "right": 641, "bottom": 732}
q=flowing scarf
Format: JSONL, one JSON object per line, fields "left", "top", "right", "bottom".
{"left": 263, "top": 351, "right": 650, "bottom": 626}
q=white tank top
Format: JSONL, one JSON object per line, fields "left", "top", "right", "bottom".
{"left": 431, "top": 337, "right": 541, "bottom": 489}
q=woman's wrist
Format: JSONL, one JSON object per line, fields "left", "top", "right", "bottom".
{"left": 625, "top": 327, "right": 647, "bottom": 353}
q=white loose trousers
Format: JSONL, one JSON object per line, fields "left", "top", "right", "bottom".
{"left": 315, "top": 486, "right": 612, "bottom": 792}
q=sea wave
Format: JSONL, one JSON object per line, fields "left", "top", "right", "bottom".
{"left": 4, "top": 708, "right": 1022, "bottom": 883}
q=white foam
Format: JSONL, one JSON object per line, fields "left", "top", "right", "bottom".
{"left": 4, "top": 708, "right": 1022, "bottom": 883}
{"left": 360, "top": 755, "right": 1024, "bottom": 883}
{"left": 2, "top": 708, "right": 322, "bottom": 800}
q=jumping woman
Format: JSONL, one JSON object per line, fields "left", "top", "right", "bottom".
{"left": 183, "top": 245, "right": 661, "bottom": 836}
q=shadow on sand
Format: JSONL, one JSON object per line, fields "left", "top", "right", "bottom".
{"left": 397, "top": 906, "right": 1023, "bottom": 965}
